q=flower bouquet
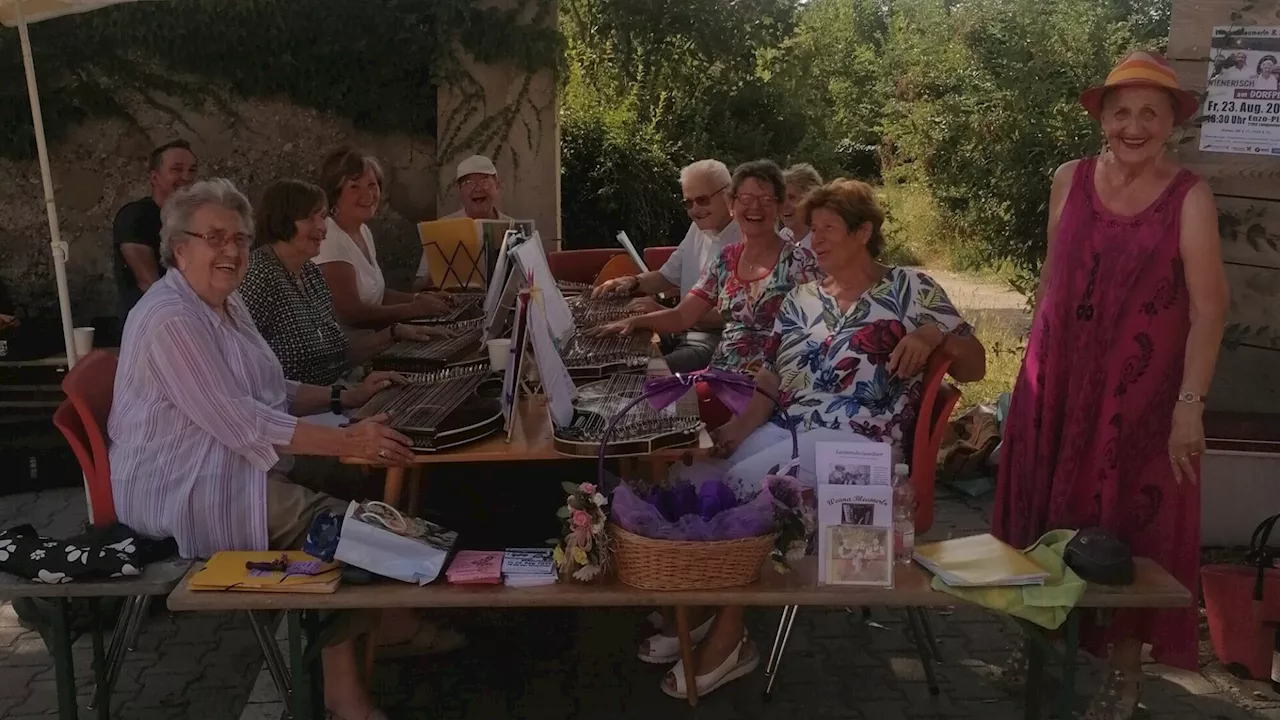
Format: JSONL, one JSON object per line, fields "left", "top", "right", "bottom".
{"left": 553, "top": 482, "right": 610, "bottom": 582}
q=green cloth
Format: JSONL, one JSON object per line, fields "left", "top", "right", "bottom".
{"left": 929, "top": 529, "right": 1086, "bottom": 630}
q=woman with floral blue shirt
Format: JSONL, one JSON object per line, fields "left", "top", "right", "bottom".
{"left": 657, "top": 179, "right": 987, "bottom": 702}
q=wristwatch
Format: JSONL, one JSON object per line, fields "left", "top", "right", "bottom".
{"left": 330, "top": 385, "right": 344, "bottom": 415}
{"left": 1176, "top": 391, "right": 1205, "bottom": 404}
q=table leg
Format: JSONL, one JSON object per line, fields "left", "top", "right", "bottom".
{"left": 763, "top": 605, "right": 799, "bottom": 701}
{"left": 406, "top": 466, "right": 424, "bottom": 516}
{"left": 383, "top": 466, "right": 406, "bottom": 508}
{"left": 649, "top": 459, "right": 667, "bottom": 483}
{"left": 288, "top": 611, "right": 324, "bottom": 720}
{"left": 89, "top": 598, "right": 109, "bottom": 720}
{"left": 674, "top": 606, "right": 699, "bottom": 707}
{"left": 1023, "top": 631, "right": 1045, "bottom": 720}
{"left": 1057, "top": 612, "right": 1080, "bottom": 720}
{"left": 50, "top": 598, "right": 78, "bottom": 720}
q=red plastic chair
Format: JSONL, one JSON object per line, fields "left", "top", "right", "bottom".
{"left": 643, "top": 245, "right": 677, "bottom": 270}
{"left": 911, "top": 355, "right": 962, "bottom": 536}
{"left": 546, "top": 249, "right": 626, "bottom": 284}
{"left": 52, "top": 349, "right": 119, "bottom": 529}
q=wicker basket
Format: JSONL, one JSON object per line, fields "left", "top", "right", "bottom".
{"left": 611, "top": 523, "right": 776, "bottom": 591}
{"left": 597, "top": 371, "right": 797, "bottom": 592}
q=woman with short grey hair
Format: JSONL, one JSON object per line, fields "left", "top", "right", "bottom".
{"left": 780, "top": 163, "right": 823, "bottom": 250}
{"left": 110, "top": 178, "right": 449, "bottom": 720}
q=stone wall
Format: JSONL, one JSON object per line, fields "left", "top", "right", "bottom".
{"left": 0, "top": 96, "right": 439, "bottom": 326}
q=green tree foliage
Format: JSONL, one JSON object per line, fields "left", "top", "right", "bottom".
{"left": 561, "top": 0, "right": 806, "bottom": 163}
{"left": 880, "top": 0, "right": 1137, "bottom": 287}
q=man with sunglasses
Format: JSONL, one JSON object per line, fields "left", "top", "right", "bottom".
{"left": 593, "top": 159, "right": 740, "bottom": 373}
{"left": 413, "top": 154, "right": 513, "bottom": 291}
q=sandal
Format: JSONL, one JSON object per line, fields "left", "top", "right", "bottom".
{"left": 1083, "top": 670, "right": 1142, "bottom": 720}
{"left": 377, "top": 620, "right": 468, "bottom": 658}
{"left": 661, "top": 636, "right": 759, "bottom": 700}
{"left": 638, "top": 614, "right": 715, "bottom": 664}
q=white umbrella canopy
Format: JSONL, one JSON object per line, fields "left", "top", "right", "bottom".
{"left": 2, "top": 0, "right": 160, "bottom": 367}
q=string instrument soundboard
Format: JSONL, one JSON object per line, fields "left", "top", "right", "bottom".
{"left": 552, "top": 373, "right": 702, "bottom": 458}
{"left": 410, "top": 292, "right": 485, "bottom": 326}
{"left": 352, "top": 362, "right": 502, "bottom": 452}
{"left": 371, "top": 318, "right": 485, "bottom": 373}
{"left": 559, "top": 331, "right": 653, "bottom": 380}
{"left": 566, "top": 293, "right": 637, "bottom": 329}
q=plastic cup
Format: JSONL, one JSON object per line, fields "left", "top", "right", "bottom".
{"left": 73, "top": 327, "right": 95, "bottom": 359}
{"left": 487, "top": 338, "right": 512, "bottom": 372}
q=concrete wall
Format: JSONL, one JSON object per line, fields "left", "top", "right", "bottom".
{"left": 434, "top": 0, "right": 561, "bottom": 246}
{"left": 0, "top": 97, "right": 440, "bottom": 325}
{"left": 1169, "top": 0, "right": 1280, "bottom": 546}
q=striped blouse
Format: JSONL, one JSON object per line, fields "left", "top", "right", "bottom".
{"left": 109, "top": 270, "right": 300, "bottom": 559}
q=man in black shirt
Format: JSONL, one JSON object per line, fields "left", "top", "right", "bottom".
{"left": 112, "top": 139, "right": 198, "bottom": 320}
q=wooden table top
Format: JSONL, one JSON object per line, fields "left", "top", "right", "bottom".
{"left": 166, "top": 557, "right": 1190, "bottom": 613}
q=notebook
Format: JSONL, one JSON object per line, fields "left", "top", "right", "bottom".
{"left": 501, "top": 548, "right": 558, "bottom": 588}
{"left": 446, "top": 551, "right": 503, "bottom": 585}
{"left": 188, "top": 551, "right": 342, "bottom": 594}
{"left": 913, "top": 534, "right": 1050, "bottom": 588}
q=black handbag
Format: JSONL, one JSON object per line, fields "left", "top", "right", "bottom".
{"left": 1064, "top": 527, "right": 1135, "bottom": 586}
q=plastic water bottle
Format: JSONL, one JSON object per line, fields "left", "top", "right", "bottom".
{"left": 892, "top": 463, "right": 915, "bottom": 565}
{"left": 1271, "top": 627, "right": 1280, "bottom": 693}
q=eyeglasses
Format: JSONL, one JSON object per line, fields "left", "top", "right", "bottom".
{"left": 182, "top": 229, "right": 252, "bottom": 250}
{"left": 683, "top": 185, "right": 728, "bottom": 210}
{"left": 733, "top": 193, "right": 778, "bottom": 208}
{"left": 460, "top": 176, "right": 497, "bottom": 191}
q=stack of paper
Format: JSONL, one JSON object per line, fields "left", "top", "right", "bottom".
{"left": 501, "top": 548, "right": 558, "bottom": 588}
{"left": 189, "top": 552, "right": 342, "bottom": 594}
{"left": 913, "top": 534, "right": 1050, "bottom": 587}
{"left": 446, "top": 551, "right": 503, "bottom": 585}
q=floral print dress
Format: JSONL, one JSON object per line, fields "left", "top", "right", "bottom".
{"left": 765, "top": 268, "right": 972, "bottom": 450}
{"left": 689, "top": 241, "right": 821, "bottom": 375}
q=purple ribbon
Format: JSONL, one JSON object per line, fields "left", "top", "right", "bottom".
{"left": 640, "top": 368, "right": 757, "bottom": 415}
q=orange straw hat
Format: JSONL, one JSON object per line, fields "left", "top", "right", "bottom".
{"left": 1079, "top": 51, "right": 1199, "bottom": 124}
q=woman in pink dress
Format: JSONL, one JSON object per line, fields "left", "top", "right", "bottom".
{"left": 992, "top": 52, "right": 1229, "bottom": 719}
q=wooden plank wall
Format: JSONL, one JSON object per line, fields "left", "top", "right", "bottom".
{"left": 1169, "top": 0, "right": 1280, "bottom": 415}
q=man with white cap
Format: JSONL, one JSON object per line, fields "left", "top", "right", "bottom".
{"left": 414, "top": 154, "right": 513, "bottom": 291}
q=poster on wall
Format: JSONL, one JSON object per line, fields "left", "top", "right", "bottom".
{"left": 1200, "top": 26, "right": 1280, "bottom": 156}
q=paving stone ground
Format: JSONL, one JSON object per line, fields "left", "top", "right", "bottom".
{"left": 4, "top": 485, "right": 1280, "bottom": 719}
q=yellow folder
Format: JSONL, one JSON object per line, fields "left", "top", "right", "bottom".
{"left": 913, "top": 533, "right": 1050, "bottom": 587}
{"left": 420, "top": 218, "right": 484, "bottom": 290}
{"left": 188, "top": 551, "right": 342, "bottom": 594}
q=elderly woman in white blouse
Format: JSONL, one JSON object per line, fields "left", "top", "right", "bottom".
{"left": 314, "top": 145, "right": 450, "bottom": 333}
{"left": 109, "top": 179, "right": 450, "bottom": 720}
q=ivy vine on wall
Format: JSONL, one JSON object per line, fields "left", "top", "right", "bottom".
{"left": 0, "top": 0, "right": 560, "bottom": 161}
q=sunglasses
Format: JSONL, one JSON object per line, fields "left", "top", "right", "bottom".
{"left": 683, "top": 185, "right": 728, "bottom": 210}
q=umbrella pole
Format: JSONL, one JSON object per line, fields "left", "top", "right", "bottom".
{"left": 16, "top": 0, "right": 79, "bottom": 368}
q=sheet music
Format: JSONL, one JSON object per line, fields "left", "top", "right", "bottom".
{"left": 526, "top": 290, "right": 577, "bottom": 427}
{"left": 513, "top": 232, "right": 575, "bottom": 344}
{"left": 615, "top": 231, "right": 651, "bottom": 273}
{"left": 502, "top": 291, "right": 531, "bottom": 430}
{"left": 484, "top": 230, "right": 515, "bottom": 319}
